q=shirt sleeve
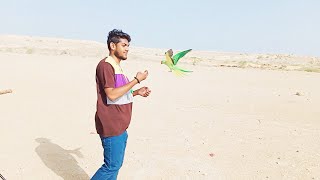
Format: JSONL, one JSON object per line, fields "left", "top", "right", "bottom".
{"left": 96, "top": 62, "right": 115, "bottom": 89}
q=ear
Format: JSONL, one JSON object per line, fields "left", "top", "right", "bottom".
{"left": 110, "top": 42, "right": 116, "bottom": 51}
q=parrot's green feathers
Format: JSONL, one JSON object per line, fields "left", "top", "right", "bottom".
{"left": 172, "top": 66, "right": 193, "bottom": 76}
{"left": 172, "top": 49, "right": 192, "bottom": 65}
{"left": 175, "top": 66, "right": 193, "bottom": 72}
{"left": 162, "top": 49, "right": 193, "bottom": 76}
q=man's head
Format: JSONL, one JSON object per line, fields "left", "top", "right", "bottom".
{"left": 107, "top": 29, "right": 131, "bottom": 60}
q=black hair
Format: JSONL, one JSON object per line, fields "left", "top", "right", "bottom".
{"left": 107, "top": 29, "right": 131, "bottom": 50}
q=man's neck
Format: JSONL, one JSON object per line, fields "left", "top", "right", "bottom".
{"left": 109, "top": 54, "right": 121, "bottom": 64}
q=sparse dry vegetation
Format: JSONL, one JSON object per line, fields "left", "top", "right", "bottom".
{"left": 190, "top": 56, "right": 202, "bottom": 65}
{"left": 0, "top": 89, "right": 13, "bottom": 95}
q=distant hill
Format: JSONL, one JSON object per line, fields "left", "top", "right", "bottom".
{"left": 1, "top": 35, "right": 319, "bottom": 73}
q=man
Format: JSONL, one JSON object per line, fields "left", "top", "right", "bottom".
{"left": 92, "top": 29, "right": 151, "bottom": 179}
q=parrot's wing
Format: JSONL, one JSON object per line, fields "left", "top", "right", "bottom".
{"left": 172, "top": 49, "right": 192, "bottom": 65}
{"left": 165, "top": 49, "right": 174, "bottom": 65}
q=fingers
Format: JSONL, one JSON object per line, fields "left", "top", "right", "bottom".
{"left": 146, "top": 88, "right": 151, "bottom": 94}
{"left": 142, "top": 87, "right": 151, "bottom": 97}
{"left": 136, "top": 70, "right": 149, "bottom": 82}
{"left": 142, "top": 87, "right": 151, "bottom": 92}
{"left": 143, "top": 70, "right": 148, "bottom": 79}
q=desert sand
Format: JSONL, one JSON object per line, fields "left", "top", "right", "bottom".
{"left": 0, "top": 35, "right": 320, "bottom": 180}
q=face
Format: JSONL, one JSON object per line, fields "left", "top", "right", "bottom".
{"left": 111, "top": 38, "right": 130, "bottom": 60}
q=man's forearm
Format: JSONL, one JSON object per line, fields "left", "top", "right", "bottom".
{"left": 105, "top": 79, "right": 138, "bottom": 101}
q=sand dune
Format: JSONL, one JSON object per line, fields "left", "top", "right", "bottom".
{"left": 1, "top": 35, "right": 320, "bottom": 73}
{"left": 1, "top": 35, "right": 320, "bottom": 179}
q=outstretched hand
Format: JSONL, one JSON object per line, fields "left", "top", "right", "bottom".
{"left": 137, "top": 87, "right": 151, "bottom": 97}
{"left": 135, "top": 70, "right": 148, "bottom": 83}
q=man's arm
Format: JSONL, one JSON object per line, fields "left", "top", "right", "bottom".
{"left": 105, "top": 70, "right": 149, "bottom": 101}
{"left": 105, "top": 79, "right": 139, "bottom": 101}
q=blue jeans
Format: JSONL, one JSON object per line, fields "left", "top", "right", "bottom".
{"left": 91, "top": 131, "right": 128, "bottom": 180}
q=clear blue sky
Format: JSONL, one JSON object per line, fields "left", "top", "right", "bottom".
{"left": 1, "top": 0, "right": 320, "bottom": 56}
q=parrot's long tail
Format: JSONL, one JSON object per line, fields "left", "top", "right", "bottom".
{"left": 173, "top": 66, "right": 192, "bottom": 77}
{"left": 175, "top": 66, "right": 193, "bottom": 73}
{"left": 173, "top": 70, "right": 185, "bottom": 77}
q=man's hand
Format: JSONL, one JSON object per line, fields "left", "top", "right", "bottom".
{"left": 135, "top": 70, "right": 148, "bottom": 83}
{"left": 136, "top": 87, "right": 151, "bottom": 97}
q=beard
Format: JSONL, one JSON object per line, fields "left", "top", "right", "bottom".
{"left": 114, "top": 51, "right": 127, "bottom": 60}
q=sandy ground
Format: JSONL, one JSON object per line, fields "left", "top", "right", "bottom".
{"left": 1, "top": 36, "right": 320, "bottom": 180}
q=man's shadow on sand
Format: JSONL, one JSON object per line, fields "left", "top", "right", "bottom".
{"left": 35, "top": 138, "right": 90, "bottom": 180}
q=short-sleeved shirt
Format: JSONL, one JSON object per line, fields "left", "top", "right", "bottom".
{"left": 95, "top": 56, "right": 133, "bottom": 137}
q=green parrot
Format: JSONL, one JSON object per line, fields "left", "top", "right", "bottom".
{"left": 161, "top": 49, "right": 193, "bottom": 76}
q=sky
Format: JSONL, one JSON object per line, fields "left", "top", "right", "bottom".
{"left": 1, "top": 0, "right": 320, "bottom": 56}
